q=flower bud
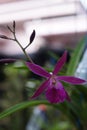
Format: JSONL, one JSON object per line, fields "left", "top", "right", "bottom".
{"left": 29, "top": 30, "right": 36, "bottom": 44}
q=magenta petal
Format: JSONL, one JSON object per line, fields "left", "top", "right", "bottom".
{"left": 53, "top": 51, "right": 67, "bottom": 75}
{"left": 45, "top": 87, "right": 67, "bottom": 103}
{"left": 31, "top": 79, "right": 49, "bottom": 99}
{"left": 58, "top": 76, "right": 86, "bottom": 84}
{"left": 26, "top": 62, "right": 50, "bottom": 78}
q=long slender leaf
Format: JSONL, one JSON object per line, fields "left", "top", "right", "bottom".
{"left": 0, "top": 100, "right": 69, "bottom": 120}
{"left": 66, "top": 37, "right": 85, "bottom": 75}
{"left": 0, "top": 100, "right": 48, "bottom": 119}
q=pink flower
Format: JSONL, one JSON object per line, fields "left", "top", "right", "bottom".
{"left": 26, "top": 51, "right": 86, "bottom": 103}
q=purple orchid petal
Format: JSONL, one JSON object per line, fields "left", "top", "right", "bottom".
{"left": 45, "top": 81, "right": 69, "bottom": 103}
{"left": 31, "top": 79, "right": 49, "bottom": 99}
{"left": 58, "top": 76, "right": 86, "bottom": 84}
{"left": 45, "top": 87, "right": 68, "bottom": 103}
{"left": 0, "top": 58, "right": 16, "bottom": 64}
{"left": 26, "top": 62, "right": 51, "bottom": 78}
{"left": 53, "top": 51, "right": 67, "bottom": 75}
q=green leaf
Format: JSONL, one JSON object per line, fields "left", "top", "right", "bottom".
{"left": 0, "top": 100, "right": 68, "bottom": 120}
{"left": 66, "top": 37, "right": 85, "bottom": 75}
{"left": 0, "top": 100, "right": 45, "bottom": 119}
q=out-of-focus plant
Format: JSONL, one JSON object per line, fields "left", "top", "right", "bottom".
{"left": 0, "top": 21, "right": 87, "bottom": 130}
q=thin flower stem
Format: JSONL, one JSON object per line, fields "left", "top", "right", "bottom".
{"left": 7, "top": 25, "right": 14, "bottom": 33}
{"left": 24, "top": 43, "right": 30, "bottom": 50}
{"left": 13, "top": 33, "right": 34, "bottom": 63}
{"left": 12, "top": 23, "right": 34, "bottom": 63}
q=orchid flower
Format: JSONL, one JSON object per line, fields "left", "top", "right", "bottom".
{"left": 26, "top": 51, "right": 86, "bottom": 103}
